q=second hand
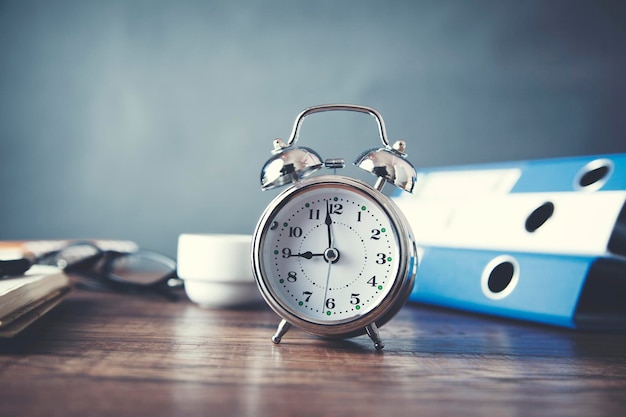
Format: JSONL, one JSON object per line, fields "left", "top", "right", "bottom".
{"left": 322, "top": 256, "right": 332, "bottom": 314}
{"left": 322, "top": 199, "right": 334, "bottom": 313}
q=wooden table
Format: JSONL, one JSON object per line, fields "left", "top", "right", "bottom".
{"left": 1, "top": 288, "right": 625, "bottom": 417}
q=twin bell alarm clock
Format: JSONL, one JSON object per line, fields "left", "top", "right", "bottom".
{"left": 251, "top": 104, "right": 418, "bottom": 350}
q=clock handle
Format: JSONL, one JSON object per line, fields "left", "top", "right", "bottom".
{"left": 260, "top": 103, "right": 416, "bottom": 193}
{"left": 286, "top": 104, "right": 390, "bottom": 148}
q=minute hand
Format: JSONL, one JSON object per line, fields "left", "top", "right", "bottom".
{"left": 325, "top": 200, "right": 333, "bottom": 248}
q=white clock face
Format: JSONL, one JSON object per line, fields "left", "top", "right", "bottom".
{"left": 257, "top": 179, "right": 402, "bottom": 325}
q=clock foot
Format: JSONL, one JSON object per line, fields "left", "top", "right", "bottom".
{"left": 271, "top": 319, "right": 292, "bottom": 344}
{"left": 365, "top": 323, "right": 384, "bottom": 350}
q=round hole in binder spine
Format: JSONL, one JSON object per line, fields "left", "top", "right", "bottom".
{"left": 574, "top": 158, "right": 614, "bottom": 191}
{"left": 525, "top": 201, "right": 554, "bottom": 233}
{"left": 481, "top": 255, "right": 520, "bottom": 300}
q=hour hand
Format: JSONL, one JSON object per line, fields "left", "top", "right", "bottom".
{"left": 288, "top": 251, "right": 324, "bottom": 259}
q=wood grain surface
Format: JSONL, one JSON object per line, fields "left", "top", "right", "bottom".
{"left": 1, "top": 288, "right": 625, "bottom": 417}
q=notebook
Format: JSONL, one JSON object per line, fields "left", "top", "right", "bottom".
{"left": 0, "top": 265, "right": 71, "bottom": 337}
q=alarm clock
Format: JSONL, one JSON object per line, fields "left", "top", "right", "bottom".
{"left": 251, "top": 104, "right": 418, "bottom": 350}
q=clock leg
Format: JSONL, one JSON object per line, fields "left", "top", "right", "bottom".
{"left": 271, "top": 319, "right": 292, "bottom": 344}
{"left": 365, "top": 323, "right": 384, "bottom": 351}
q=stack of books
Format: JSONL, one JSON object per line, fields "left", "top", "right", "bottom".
{"left": 393, "top": 153, "right": 626, "bottom": 329}
{"left": 0, "top": 239, "right": 137, "bottom": 337}
{"left": 0, "top": 265, "right": 71, "bottom": 337}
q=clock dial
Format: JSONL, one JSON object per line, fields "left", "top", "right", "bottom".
{"left": 258, "top": 179, "right": 402, "bottom": 325}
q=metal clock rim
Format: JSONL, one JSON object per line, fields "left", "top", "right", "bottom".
{"left": 251, "top": 175, "right": 417, "bottom": 339}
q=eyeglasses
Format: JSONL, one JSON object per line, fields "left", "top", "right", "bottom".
{"left": 37, "top": 241, "right": 183, "bottom": 300}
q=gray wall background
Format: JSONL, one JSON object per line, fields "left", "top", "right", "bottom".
{"left": 1, "top": 0, "right": 625, "bottom": 256}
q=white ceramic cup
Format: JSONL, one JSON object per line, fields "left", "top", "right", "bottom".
{"left": 177, "top": 233, "right": 262, "bottom": 308}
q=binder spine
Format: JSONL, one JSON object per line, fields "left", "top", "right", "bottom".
{"left": 412, "top": 247, "right": 600, "bottom": 328}
{"left": 397, "top": 191, "right": 626, "bottom": 257}
{"left": 398, "top": 154, "right": 626, "bottom": 198}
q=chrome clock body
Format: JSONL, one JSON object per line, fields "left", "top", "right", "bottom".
{"left": 252, "top": 175, "right": 417, "bottom": 347}
{"left": 251, "top": 104, "right": 418, "bottom": 350}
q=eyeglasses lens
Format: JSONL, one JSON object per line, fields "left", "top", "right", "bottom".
{"left": 107, "top": 252, "right": 176, "bottom": 286}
